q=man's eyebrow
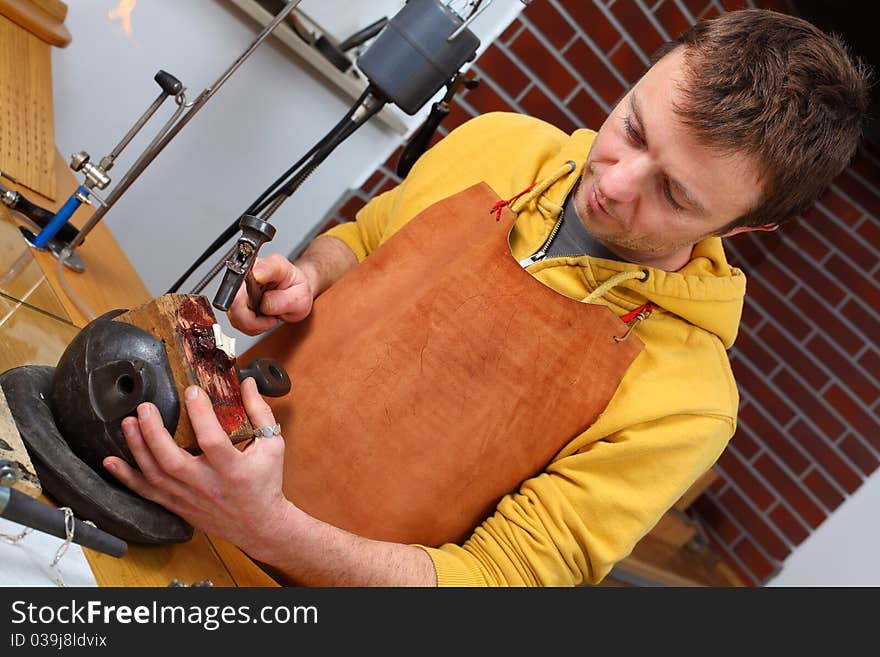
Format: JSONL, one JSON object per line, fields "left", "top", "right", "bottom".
{"left": 630, "top": 92, "right": 707, "bottom": 216}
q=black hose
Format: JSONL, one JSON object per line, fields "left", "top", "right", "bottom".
{"left": 166, "top": 87, "right": 373, "bottom": 294}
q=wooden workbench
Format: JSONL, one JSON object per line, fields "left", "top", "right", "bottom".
{"left": 0, "top": 3, "right": 276, "bottom": 587}
{"left": 0, "top": 160, "right": 277, "bottom": 589}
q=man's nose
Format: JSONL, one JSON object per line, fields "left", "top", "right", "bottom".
{"left": 599, "top": 155, "right": 650, "bottom": 204}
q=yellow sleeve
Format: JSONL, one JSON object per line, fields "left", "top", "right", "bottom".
{"left": 418, "top": 413, "right": 730, "bottom": 586}
{"left": 321, "top": 187, "right": 400, "bottom": 263}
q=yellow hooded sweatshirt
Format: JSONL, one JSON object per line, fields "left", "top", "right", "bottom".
{"left": 322, "top": 112, "right": 745, "bottom": 586}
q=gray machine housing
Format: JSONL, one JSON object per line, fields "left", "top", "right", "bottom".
{"left": 357, "top": 0, "right": 481, "bottom": 115}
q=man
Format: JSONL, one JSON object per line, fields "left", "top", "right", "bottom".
{"left": 104, "top": 9, "right": 870, "bottom": 586}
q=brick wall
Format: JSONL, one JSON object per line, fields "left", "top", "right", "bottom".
{"left": 313, "top": 0, "right": 880, "bottom": 586}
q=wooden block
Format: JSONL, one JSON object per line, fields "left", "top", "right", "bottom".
{"left": 0, "top": 384, "right": 41, "bottom": 497}
{"left": 114, "top": 293, "right": 253, "bottom": 452}
{"left": 648, "top": 508, "right": 698, "bottom": 548}
{"left": 0, "top": 0, "right": 71, "bottom": 47}
{"left": 0, "top": 13, "right": 57, "bottom": 199}
{"left": 674, "top": 467, "right": 720, "bottom": 512}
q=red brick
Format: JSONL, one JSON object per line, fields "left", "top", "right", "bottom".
{"left": 692, "top": 494, "right": 741, "bottom": 544}
{"left": 319, "top": 218, "right": 340, "bottom": 233}
{"left": 789, "top": 420, "right": 861, "bottom": 494}
{"left": 769, "top": 242, "right": 846, "bottom": 307}
{"left": 700, "top": 5, "right": 722, "bottom": 19}
{"left": 730, "top": 423, "right": 761, "bottom": 460}
{"left": 733, "top": 328, "right": 778, "bottom": 376}
{"left": 498, "top": 17, "right": 523, "bottom": 45}
{"left": 611, "top": 0, "right": 665, "bottom": 57}
{"left": 792, "top": 288, "right": 865, "bottom": 356}
{"left": 862, "top": 350, "right": 880, "bottom": 383}
{"left": 757, "top": 323, "right": 827, "bottom": 389}
{"left": 510, "top": 29, "right": 578, "bottom": 99}
{"left": 383, "top": 145, "right": 403, "bottom": 170}
{"left": 721, "top": 0, "right": 750, "bottom": 9}
{"left": 755, "top": 257, "right": 798, "bottom": 297}
{"left": 733, "top": 537, "right": 778, "bottom": 582}
{"left": 819, "top": 222, "right": 878, "bottom": 272}
{"left": 738, "top": 403, "right": 809, "bottom": 474}
{"left": 788, "top": 209, "right": 832, "bottom": 260}
{"left": 839, "top": 434, "right": 879, "bottom": 477}
{"left": 717, "top": 449, "right": 775, "bottom": 510}
{"left": 754, "top": 454, "right": 826, "bottom": 528}
{"left": 444, "top": 99, "right": 475, "bottom": 133}
{"left": 474, "top": 45, "right": 530, "bottom": 99}
{"left": 719, "top": 487, "right": 790, "bottom": 560}
{"left": 818, "top": 188, "right": 864, "bottom": 226}
{"left": 653, "top": 0, "right": 693, "bottom": 40}
{"left": 524, "top": 2, "right": 575, "bottom": 50}
{"left": 738, "top": 298, "right": 763, "bottom": 331}
{"left": 567, "top": 89, "right": 606, "bottom": 131}
{"left": 809, "top": 332, "right": 878, "bottom": 404}
{"left": 803, "top": 470, "right": 844, "bottom": 512}
{"left": 746, "top": 280, "right": 811, "bottom": 340}
{"left": 519, "top": 87, "right": 577, "bottom": 135}
{"left": 774, "top": 369, "right": 846, "bottom": 440}
{"left": 725, "top": 232, "right": 767, "bottom": 269}
{"left": 463, "top": 78, "right": 514, "bottom": 115}
{"left": 835, "top": 171, "right": 880, "bottom": 217}
{"left": 841, "top": 295, "right": 880, "bottom": 348}
{"left": 564, "top": 39, "right": 627, "bottom": 106}
{"left": 680, "top": 0, "right": 711, "bottom": 20}
{"left": 825, "top": 255, "right": 880, "bottom": 314}
{"left": 732, "top": 359, "right": 796, "bottom": 426}
{"left": 824, "top": 384, "right": 880, "bottom": 449}
{"left": 857, "top": 218, "right": 880, "bottom": 250}
{"left": 361, "top": 171, "right": 384, "bottom": 195}
{"left": 769, "top": 504, "right": 809, "bottom": 546}
{"left": 339, "top": 195, "right": 366, "bottom": 220}
{"left": 609, "top": 40, "right": 647, "bottom": 85}
{"left": 557, "top": 0, "right": 620, "bottom": 52}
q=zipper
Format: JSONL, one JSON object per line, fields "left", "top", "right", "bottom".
{"left": 518, "top": 209, "right": 565, "bottom": 268}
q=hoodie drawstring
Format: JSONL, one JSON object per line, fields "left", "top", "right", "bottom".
{"left": 488, "top": 161, "right": 656, "bottom": 339}
{"left": 489, "top": 160, "right": 577, "bottom": 221}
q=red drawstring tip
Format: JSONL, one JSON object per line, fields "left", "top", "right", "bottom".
{"left": 621, "top": 302, "right": 656, "bottom": 323}
{"left": 489, "top": 183, "right": 536, "bottom": 222}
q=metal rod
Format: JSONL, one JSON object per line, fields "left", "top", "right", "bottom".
{"left": 104, "top": 91, "right": 169, "bottom": 166}
{"left": 64, "top": 0, "right": 305, "bottom": 254}
{"left": 190, "top": 244, "right": 237, "bottom": 295}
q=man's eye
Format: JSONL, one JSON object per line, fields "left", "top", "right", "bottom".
{"left": 664, "top": 182, "right": 685, "bottom": 211}
{"left": 623, "top": 116, "right": 642, "bottom": 144}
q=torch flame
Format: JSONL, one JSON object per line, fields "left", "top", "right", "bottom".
{"left": 108, "top": 0, "right": 137, "bottom": 37}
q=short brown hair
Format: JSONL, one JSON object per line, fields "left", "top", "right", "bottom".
{"left": 653, "top": 9, "right": 872, "bottom": 231}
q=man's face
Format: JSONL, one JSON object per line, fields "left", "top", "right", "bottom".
{"left": 573, "top": 48, "right": 765, "bottom": 270}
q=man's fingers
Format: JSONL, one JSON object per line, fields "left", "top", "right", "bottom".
{"left": 135, "top": 403, "right": 198, "bottom": 480}
{"left": 241, "top": 377, "right": 277, "bottom": 429}
{"left": 256, "top": 253, "right": 298, "bottom": 289}
{"left": 241, "top": 378, "right": 285, "bottom": 456}
{"left": 183, "top": 386, "right": 241, "bottom": 472}
{"left": 228, "top": 285, "right": 279, "bottom": 336}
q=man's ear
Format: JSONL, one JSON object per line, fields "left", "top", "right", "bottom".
{"left": 721, "top": 223, "right": 779, "bottom": 238}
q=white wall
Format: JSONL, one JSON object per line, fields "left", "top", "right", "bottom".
{"left": 51, "top": 0, "right": 523, "bottom": 351}
{"left": 767, "top": 472, "right": 880, "bottom": 586}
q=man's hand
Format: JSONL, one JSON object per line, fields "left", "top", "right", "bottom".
{"left": 103, "top": 378, "right": 438, "bottom": 586}
{"left": 102, "top": 378, "right": 293, "bottom": 562}
{"left": 227, "top": 253, "right": 315, "bottom": 336}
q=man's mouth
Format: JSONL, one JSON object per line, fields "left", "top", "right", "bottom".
{"left": 589, "top": 183, "right": 611, "bottom": 218}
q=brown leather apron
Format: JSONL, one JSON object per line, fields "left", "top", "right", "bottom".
{"left": 243, "top": 182, "right": 644, "bottom": 547}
